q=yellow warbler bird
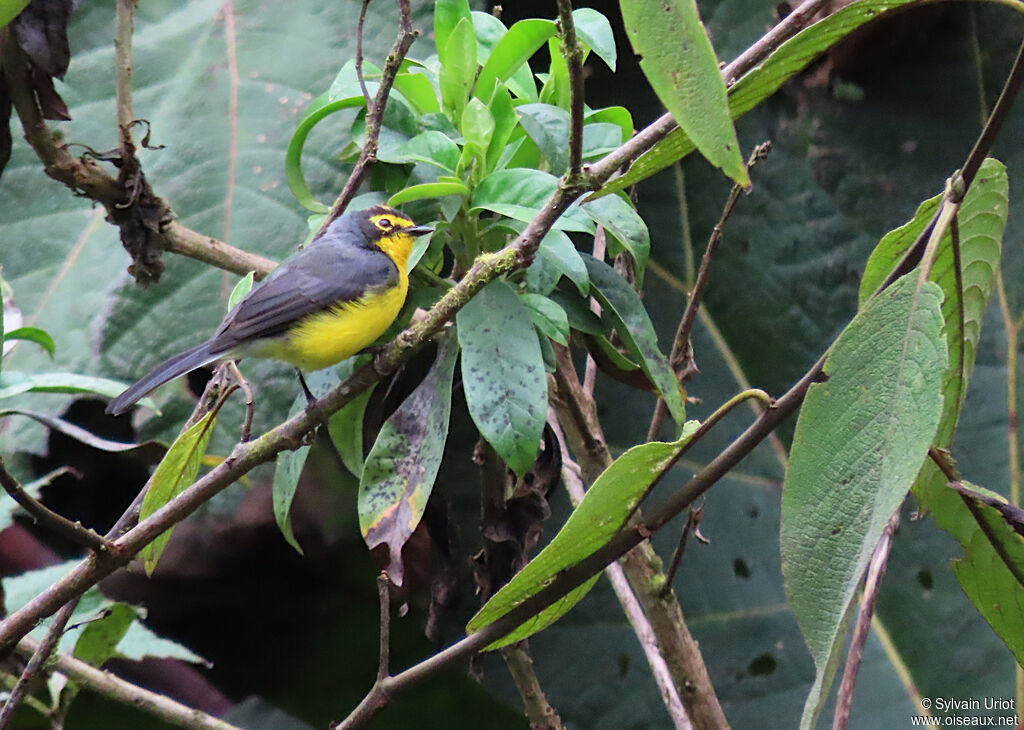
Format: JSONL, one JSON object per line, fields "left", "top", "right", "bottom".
{"left": 106, "top": 205, "right": 431, "bottom": 415}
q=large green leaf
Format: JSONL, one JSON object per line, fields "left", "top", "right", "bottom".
{"left": 359, "top": 331, "right": 458, "bottom": 587}
{"left": 471, "top": 168, "right": 595, "bottom": 233}
{"left": 139, "top": 410, "right": 218, "bottom": 575}
{"left": 581, "top": 193, "right": 650, "bottom": 278}
{"left": 473, "top": 19, "right": 556, "bottom": 103}
{"left": 863, "top": 161, "right": 1011, "bottom": 663}
{"left": 582, "top": 255, "right": 686, "bottom": 427}
{"left": 619, "top": 0, "right": 747, "bottom": 186}
{"left": 781, "top": 273, "right": 946, "bottom": 729}
{"left": 272, "top": 368, "right": 338, "bottom": 555}
{"left": 434, "top": 0, "right": 472, "bottom": 66}
{"left": 3, "top": 561, "right": 203, "bottom": 664}
{"left": 457, "top": 280, "right": 547, "bottom": 478}
{"left": 467, "top": 420, "right": 700, "bottom": 648}
{"left": 593, "top": 0, "right": 923, "bottom": 200}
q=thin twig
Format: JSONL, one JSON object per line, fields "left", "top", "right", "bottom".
{"left": 662, "top": 506, "right": 705, "bottom": 596}
{"left": 555, "top": 0, "right": 585, "bottom": 181}
{"left": 833, "top": 511, "right": 900, "bottom": 730}
{"left": 648, "top": 142, "right": 771, "bottom": 441}
{"left": 0, "top": 458, "right": 113, "bottom": 553}
{"left": 114, "top": 0, "right": 136, "bottom": 145}
{"left": 0, "top": 600, "right": 80, "bottom": 729}
{"left": 376, "top": 573, "right": 391, "bottom": 682}
{"left": 355, "top": 0, "right": 373, "bottom": 111}
{"left": 316, "top": 0, "right": 418, "bottom": 236}
{"left": 500, "top": 642, "right": 564, "bottom": 730}
{"left": 550, "top": 414, "right": 690, "bottom": 730}
{"left": 582, "top": 228, "right": 606, "bottom": 396}
{"left": 227, "top": 360, "right": 255, "bottom": 442}
{"left": 9, "top": 636, "right": 245, "bottom": 730}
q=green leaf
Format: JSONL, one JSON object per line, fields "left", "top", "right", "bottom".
{"left": 459, "top": 97, "right": 495, "bottom": 168}
{"left": 286, "top": 92, "right": 365, "bottom": 212}
{"left": 472, "top": 11, "right": 537, "bottom": 101}
{"left": 0, "top": 409, "right": 165, "bottom": 461}
{"left": 619, "top": 0, "right": 747, "bottom": 186}
{"left": 388, "top": 181, "right": 469, "bottom": 207}
{"left": 485, "top": 83, "right": 518, "bottom": 172}
{"left": 227, "top": 272, "right": 256, "bottom": 312}
{"left": 273, "top": 369, "right": 338, "bottom": 555}
{"left": 584, "top": 106, "right": 634, "bottom": 146}
{"left": 3, "top": 561, "right": 205, "bottom": 663}
{"left": 0, "top": 0, "right": 29, "bottom": 30}
{"left": 73, "top": 603, "right": 134, "bottom": 668}
{"left": 439, "top": 17, "right": 477, "bottom": 119}
{"left": 140, "top": 411, "right": 218, "bottom": 575}
{"left": 950, "top": 485, "right": 1024, "bottom": 666}
{"left": 516, "top": 103, "right": 570, "bottom": 174}
{"left": 467, "top": 421, "right": 700, "bottom": 647}
{"left": 394, "top": 131, "right": 461, "bottom": 173}
{"left": 572, "top": 8, "right": 616, "bottom": 71}
{"left": 359, "top": 331, "right": 458, "bottom": 586}
{"left": 471, "top": 169, "right": 595, "bottom": 233}
{"left": 393, "top": 69, "right": 440, "bottom": 114}
{"left": 434, "top": 0, "right": 472, "bottom": 66}
{"left": 527, "top": 228, "right": 589, "bottom": 297}
{"left": 781, "top": 273, "right": 946, "bottom": 730}
{"left": 0, "top": 372, "right": 157, "bottom": 410}
{"left": 474, "top": 19, "right": 556, "bottom": 103}
{"left": 457, "top": 280, "right": 547, "bottom": 478}
{"left": 520, "top": 293, "right": 570, "bottom": 346}
{"left": 328, "top": 390, "right": 375, "bottom": 479}
{"left": 581, "top": 122, "right": 624, "bottom": 160}
{"left": 865, "top": 162, "right": 1011, "bottom": 658}
{"left": 2, "top": 326, "right": 55, "bottom": 359}
{"left": 582, "top": 255, "right": 686, "bottom": 426}
{"left": 539, "top": 37, "right": 569, "bottom": 109}
{"left": 582, "top": 193, "right": 650, "bottom": 278}
{"left": 594, "top": 0, "right": 918, "bottom": 199}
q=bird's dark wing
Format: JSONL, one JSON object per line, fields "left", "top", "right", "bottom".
{"left": 211, "top": 239, "right": 398, "bottom": 349}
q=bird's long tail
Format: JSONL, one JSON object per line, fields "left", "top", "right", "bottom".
{"left": 105, "top": 340, "right": 222, "bottom": 415}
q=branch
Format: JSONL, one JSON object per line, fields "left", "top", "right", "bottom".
{"left": 376, "top": 573, "right": 391, "bottom": 682}
{"left": 555, "top": 0, "right": 585, "bottom": 181}
{"left": 0, "top": 458, "right": 113, "bottom": 553}
{"left": 550, "top": 348, "right": 727, "bottom": 729}
{"left": 114, "top": 0, "right": 136, "bottom": 143}
{"left": 500, "top": 642, "right": 564, "bottom": 730}
{"left": 550, "top": 415, "right": 690, "bottom": 730}
{"left": 0, "top": 601, "right": 78, "bottom": 728}
{"left": 2, "top": 39, "right": 275, "bottom": 279}
{"left": 833, "top": 511, "right": 899, "bottom": 730}
{"left": 9, "top": 636, "right": 245, "bottom": 730}
{"left": 648, "top": 142, "right": 771, "bottom": 441}
{"left": 586, "top": 0, "right": 830, "bottom": 185}
{"left": 315, "top": 0, "right": 419, "bottom": 236}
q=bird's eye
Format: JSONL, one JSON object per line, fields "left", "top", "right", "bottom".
{"left": 377, "top": 217, "right": 394, "bottom": 231}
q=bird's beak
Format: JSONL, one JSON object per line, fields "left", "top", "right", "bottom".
{"left": 402, "top": 224, "right": 434, "bottom": 237}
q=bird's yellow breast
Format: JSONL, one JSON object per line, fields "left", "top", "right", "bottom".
{"left": 249, "top": 272, "right": 408, "bottom": 371}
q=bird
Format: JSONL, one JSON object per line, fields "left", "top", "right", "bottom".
{"left": 105, "top": 205, "right": 432, "bottom": 416}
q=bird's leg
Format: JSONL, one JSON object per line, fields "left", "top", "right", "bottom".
{"left": 295, "top": 369, "right": 327, "bottom": 446}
